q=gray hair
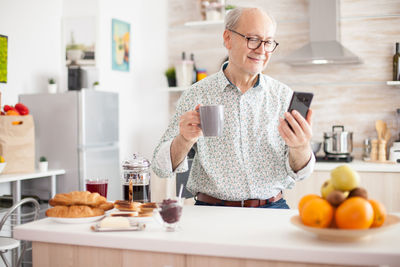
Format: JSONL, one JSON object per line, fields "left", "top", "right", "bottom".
{"left": 224, "top": 7, "right": 277, "bottom": 32}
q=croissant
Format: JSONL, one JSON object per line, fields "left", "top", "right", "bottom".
{"left": 49, "top": 191, "right": 107, "bottom": 207}
{"left": 46, "top": 205, "right": 105, "bottom": 218}
{"left": 98, "top": 202, "right": 114, "bottom": 211}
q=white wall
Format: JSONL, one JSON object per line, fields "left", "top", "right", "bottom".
{"left": 0, "top": 0, "right": 171, "bottom": 200}
{"left": 97, "top": 0, "right": 171, "bottom": 200}
{"left": 0, "top": 0, "right": 63, "bottom": 103}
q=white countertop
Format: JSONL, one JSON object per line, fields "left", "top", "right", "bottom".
{"left": 315, "top": 159, "right": 400, "bottom": 173}
{"left": 0, "top": 169, "right": 65, "bottom": 183}
{"left": 14, "top": 206, "right": 400, "bottom": 266}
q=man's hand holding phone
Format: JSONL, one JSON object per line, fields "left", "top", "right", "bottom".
{"left": 278, "top": 91, "right": 314, "bottom": 150}
{"left": 278, "top": 91, "right": 314, "bottom": 172}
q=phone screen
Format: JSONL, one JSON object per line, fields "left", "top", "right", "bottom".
{"left": 287, "top": 92, "right": 313, "bottom": 119}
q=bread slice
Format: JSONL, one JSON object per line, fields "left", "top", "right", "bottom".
{"left": 140, "top": 202, "right": 158, "bottom": 213}
{"left": 114, "top": 200, "right": 141, "bottom": 211}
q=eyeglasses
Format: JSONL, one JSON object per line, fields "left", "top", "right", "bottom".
{"left": 229, "top": 29, "right": 279, "bottom": 53}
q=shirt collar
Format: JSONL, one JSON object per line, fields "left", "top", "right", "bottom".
{"left": 217, "top": 62, "right": 265, "bottom": 92}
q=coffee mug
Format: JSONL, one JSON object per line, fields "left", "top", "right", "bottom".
{"left": 199, "top": 105, "right": 224, "bottom": 137}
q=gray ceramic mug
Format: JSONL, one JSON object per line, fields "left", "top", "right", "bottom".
{"left": 199, "top": 105, "right": 224, "bottom": 137}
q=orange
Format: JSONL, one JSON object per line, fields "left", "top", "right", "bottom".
{"left": 300, "top": 198, "right": 333, "bottom": 228}
{"left": 369, "top": 199, "right": 387, "bottom": 228}
{"left": 298, "top": 194, "right": 320, "bottom": 215}
{"left": 6, "top": 110, "right": 19, "bottom": 116}
{"left": 330, "top": 207, "right": 338, "bottom": 228}
{"left": 335, "top": 197, "right": 373, "bottom": 229}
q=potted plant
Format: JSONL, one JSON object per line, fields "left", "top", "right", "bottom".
{"left": 93, "top": 81, "right": 100, "bottom": 90}
{"left": 39, "top": 156, "right": 48, "bottom": 172}
{"left": 48, "top": 78, "right": 57, "bottom": 94}
{"left": 225, "top": 4, "right": 236, "bottom": 14}
{"left": 165, "top": 67, "right": 176, "bottom": 87}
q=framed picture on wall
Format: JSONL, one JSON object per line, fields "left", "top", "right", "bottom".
{"left": 112, "top": 19, "right": 130, "bottom": 72}
{"left": 63, "top": 16, "right": 96, "bottom": 66}
{"left": 0, "top": 35, "right": 8, "bottom": 83}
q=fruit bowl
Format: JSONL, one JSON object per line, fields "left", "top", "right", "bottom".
{"left": 0, "top": 162, "right": 6, "bottom": 174}
{"left": 291, "top": 214, "right": 400, "bottom": 242}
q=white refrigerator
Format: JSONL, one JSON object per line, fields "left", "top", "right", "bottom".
{"left": 19, "top": 90, "right": 120, "bottom": 201}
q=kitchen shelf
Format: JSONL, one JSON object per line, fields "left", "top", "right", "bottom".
{"left": 386, "top": 81, "right": 400, "bottom": 86}
{"left": 163, "top": 87, "right": 187, "bottom": 92}
{"left": 183, "top": 20, "right": 224, "bottom": 28}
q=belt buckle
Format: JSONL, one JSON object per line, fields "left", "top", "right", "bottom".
{"left": 241, "top": 200, "right": 244, "bottom": 207}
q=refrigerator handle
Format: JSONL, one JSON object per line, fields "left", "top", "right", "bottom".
{"left": 79, "top": 149, "right": 86, "bottom": 191}
{"left": 78, "top": 143, "right": 119, "bottom": 152}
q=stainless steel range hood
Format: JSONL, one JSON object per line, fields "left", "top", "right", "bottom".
{"left": 283, "top": 0, "right": 362, "bottom": 66}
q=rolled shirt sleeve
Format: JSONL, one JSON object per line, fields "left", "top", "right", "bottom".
{"left": 152, "top": 139, "right": 189, "bottom": 178}
{"left": 285, "top": 150, "right": 316, "bottom": 181}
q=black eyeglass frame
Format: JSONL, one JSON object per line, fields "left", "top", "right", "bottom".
{"left": 229, "top": 29, "right": 279, "bottom": 52}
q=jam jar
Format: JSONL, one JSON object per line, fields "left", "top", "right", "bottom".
{"left": 121, "top": 153, "right": 151, "bottom": 203}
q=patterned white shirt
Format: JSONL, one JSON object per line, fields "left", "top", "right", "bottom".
{"left": 152, "top": 63, "right": 315, "bottom": 201}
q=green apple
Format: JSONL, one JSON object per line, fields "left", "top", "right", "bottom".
{"left": 331, "top": 165, "right": 360, "bottom": 191}
{"left": 321, "top": 179, "right": 335, "bottom": 199}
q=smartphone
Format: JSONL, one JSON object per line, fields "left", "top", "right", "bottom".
{"left": 286, "top": 91, "right": 314, "bottom": 130}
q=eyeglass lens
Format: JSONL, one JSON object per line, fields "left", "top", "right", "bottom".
{"left": 247, "top": 39, "right": 276, "bottom": 52}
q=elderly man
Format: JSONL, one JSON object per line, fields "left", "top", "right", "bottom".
{"left": 152, "top": 7, "right": 315, "bottom": 208}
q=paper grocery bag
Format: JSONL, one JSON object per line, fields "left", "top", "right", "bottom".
{"left": 0, "top": 115, "right": 35, "bottom": 174}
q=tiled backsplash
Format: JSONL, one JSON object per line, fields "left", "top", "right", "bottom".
{"left": 167, "top": 0, "right": 400, "bottom": 158}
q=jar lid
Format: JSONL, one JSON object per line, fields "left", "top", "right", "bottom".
{"left": 122, "top": 153, "right": 151, "bottom": 170}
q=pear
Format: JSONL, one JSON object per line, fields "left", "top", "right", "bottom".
{"left": 331, "top": 165, "right": 360, "bottom": 191}
{"left": 321, "top": 179, "right": 335, "bottom": 199}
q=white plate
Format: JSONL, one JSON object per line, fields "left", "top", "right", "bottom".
{"left": 291, "top": 214, "right": 400, "bottom": 241}
{"left": 50, "top": 215, "right": 105, "bottom": 224}
{"left": 107, "top": 212, "right": 155, "bottom": 223}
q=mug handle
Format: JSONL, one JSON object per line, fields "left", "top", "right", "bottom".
{"left": 196, "top": 106, "right": 201, "bottom": 129}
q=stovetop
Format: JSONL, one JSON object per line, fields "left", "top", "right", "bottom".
{"left": 316, "top": 155, "right": 353, "bottom": 163}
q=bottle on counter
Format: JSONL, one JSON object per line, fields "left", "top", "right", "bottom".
{"left": 394, "top": 42, "right": 400, "bottom": 81}
{"left": 371, "top": 139, "right": 378, "bottom": 161}
{"left": 175, "top": 52, "right": 194, "bottom": 87}
{"left": 197, "top": 68, "right": 207, "bottom": 81}
{"left": 190, "top": 53, "right": 197, "bottom": 84}
{"left": 362, "top": 138, "right": 371, "bottom": 161}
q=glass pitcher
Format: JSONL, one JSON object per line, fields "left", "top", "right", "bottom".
{"left": 121, "top": 153, "right": 151, "bottom": 203}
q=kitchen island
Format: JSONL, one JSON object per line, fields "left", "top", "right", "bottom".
{"left": 14, "top": 206, "right": 400, "bottom": 267}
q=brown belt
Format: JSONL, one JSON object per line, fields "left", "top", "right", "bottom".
{"left": 196, "top": 192, "right": 282, "bottom": 207}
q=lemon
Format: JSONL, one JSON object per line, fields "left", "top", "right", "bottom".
{"left": 0, "top": 156, "right": 4, "bottom": 163}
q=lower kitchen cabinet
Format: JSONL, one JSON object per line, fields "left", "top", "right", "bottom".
{"left": 32, "top": 242, "right": 361, "bottom": 267}
{"left": 285, "top": 171, "right": 400, "bottom": 212}
{"left": 186, "top": 255, "right": 351, "bottom": 267}
{"left": 33, "top": 242, "right": 186, "bottom": 267}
